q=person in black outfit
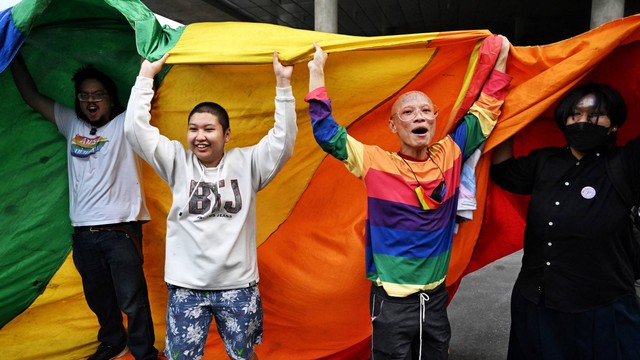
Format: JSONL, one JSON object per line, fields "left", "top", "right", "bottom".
{"left": 490, "top": 83, "right": 640, "bottom": 359}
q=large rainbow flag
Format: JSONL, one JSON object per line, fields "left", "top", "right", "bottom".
{"left": 1, "top": 0, "right": 639, "bottom": 358}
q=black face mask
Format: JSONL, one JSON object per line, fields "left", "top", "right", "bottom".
{"left": 563, "top": 122, "right": 610, "bottom": 152}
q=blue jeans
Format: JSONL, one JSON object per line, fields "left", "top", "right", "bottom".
{"left": 72, "top": 222, "right": 158, "bottom": 360}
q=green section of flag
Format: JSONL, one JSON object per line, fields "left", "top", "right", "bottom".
{"left": 0, "top": 0, "right": 183, "bottom": 327}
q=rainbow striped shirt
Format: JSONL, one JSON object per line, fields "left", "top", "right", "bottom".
{"left": 305, "top": 70, "right": 510, "bottom": 297}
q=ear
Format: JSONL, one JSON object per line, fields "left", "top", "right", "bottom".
{"left": 224, "top": 128, "right": 231, "bottom": 143}
{"left": 389, "top": 118, "right": 397, "bottom": 133}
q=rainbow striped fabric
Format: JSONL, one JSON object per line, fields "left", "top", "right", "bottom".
{"left": 2, "top": 0, "right": 640, "bottom": 358}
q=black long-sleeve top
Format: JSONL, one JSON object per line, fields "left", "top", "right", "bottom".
{"left": 490, "top": 140, "right": 640, "bottom": 312}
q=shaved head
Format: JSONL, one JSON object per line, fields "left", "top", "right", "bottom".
{"left": 390, "top": 91, "right": 433, "bottom": 118}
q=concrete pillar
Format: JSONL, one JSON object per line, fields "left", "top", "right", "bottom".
{"left": 591, "top": 0, "right": 625, "bottom": 29}
{"left": 315, "top": 0, "right": 338, "bottom": 33}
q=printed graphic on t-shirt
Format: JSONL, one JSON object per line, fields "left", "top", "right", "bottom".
{"left": 70, "top": 134, "right": 109, "bottom": 158}
{"left": 188, "top": 179, "right": 242, "bottom": 220}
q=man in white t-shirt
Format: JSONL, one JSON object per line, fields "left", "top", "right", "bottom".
{"left": 10, "top": 54, "right": 158, "bottom": 360}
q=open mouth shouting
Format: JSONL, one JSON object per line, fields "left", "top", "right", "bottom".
{"left": 86, "top": 104, "right": 100, "bottom": 118}
{"left": 412, "top": 126, "right": 429, "bottom": 135}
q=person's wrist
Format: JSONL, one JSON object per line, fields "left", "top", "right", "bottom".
{"left": 139, "top": 69, "right": 154, "bottom": 79}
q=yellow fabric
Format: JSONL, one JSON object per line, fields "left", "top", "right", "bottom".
{"left": 168, "top": 22, "right": 488, "bottom": 65}
{"left": 156, "top": 42, "right": 441, "bottom": 245}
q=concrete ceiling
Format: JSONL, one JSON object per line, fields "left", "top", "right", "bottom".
{"left": 143, "top": 0, "right": 640, "bottom": 46}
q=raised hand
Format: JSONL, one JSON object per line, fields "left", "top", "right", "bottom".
{"left": 139, "top": 53, "right": 169, "bottom": 79}
{"left": 308, "top": 43, "right": 327, "bottom": 75}
{"left": 308, "top": 42, "right": 328, "bottom": 91}
{"left": 273, "top": 51, "right": 293, "bottom": 88}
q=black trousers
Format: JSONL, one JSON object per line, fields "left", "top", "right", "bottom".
{"left": 508, "top": 287, "right": 640, "bottom": 360}
{"left": 370, "top": 283, "right": 450, "bottom": 360}
{"left": 72, "top": 222, "right": 158, "bottom": 360}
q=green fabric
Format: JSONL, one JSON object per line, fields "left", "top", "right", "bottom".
{"left": 323, "top": 126, "right": 349, "bottom": 161}
{"left": 461, "top": 112, "right": 485, "bottom": 158}
{"left": 10, "top": 0, "right": 50, "bottom": 32}
{"left": 104, "top": 0, "right": 184, "bottom": 61}
{"left": 370, "top": 250, "right": 451, "bottom": 285}
{"left": 0, "top": 0, "right": 182, "bottom": 328}
{"left": 0, "top": 68, "right": 70, "bottom": 327}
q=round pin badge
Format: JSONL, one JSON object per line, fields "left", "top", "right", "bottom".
{"left": 581, "top": 186, "right": 596, "bottom": 199}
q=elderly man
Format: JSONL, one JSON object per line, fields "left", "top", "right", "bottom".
{"left": 305, "top": 37, "right": 511, "bottom": 359}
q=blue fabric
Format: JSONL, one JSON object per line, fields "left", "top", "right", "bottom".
{"left": 310, "top": 101, "right": 349, "bottom": 160}
{"left": 368, "top": 224, "right": 451, "bottom": 258}
{"left": 0, "top": 7, "right": 25, "bottom": 73}
{"left": 450, "top": 117, "right": 471, "bottom": 161}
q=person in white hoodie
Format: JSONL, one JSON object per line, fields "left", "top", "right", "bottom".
{"left": 125, "top": 52, "right": 297, "bottom": 360}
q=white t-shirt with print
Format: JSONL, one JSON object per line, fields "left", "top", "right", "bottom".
{"left": 55, "top": 104, "right": 150, "bottom": 226}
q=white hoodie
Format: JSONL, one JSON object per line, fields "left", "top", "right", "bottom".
{"left": 125, "top": 76, "right": 297, "bottom": 290}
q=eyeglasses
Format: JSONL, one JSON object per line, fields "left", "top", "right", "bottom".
{"left": 570, "top": 111, "right": 607, "bottom": 125}
{"left": 394, "top": 105, "right": 439, "bottom": 122}
{"left": 77, "top": 91, "right": 108, "bottom": 102}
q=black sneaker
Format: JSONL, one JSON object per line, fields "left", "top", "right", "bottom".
{"left": 87, "top": 343, "right": 129, "bottom": 360}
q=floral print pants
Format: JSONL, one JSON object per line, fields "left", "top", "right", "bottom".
{"left": 165, "top": 284, "right": 263, "bottom": 360}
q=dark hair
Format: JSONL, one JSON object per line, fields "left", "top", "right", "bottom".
{"left": 72, "top": 66, "right": 125, "bottom": 120}
{"left": 554, "top": 83, "right": 627, "bottom": 130}
{"left": 188, "top": 102, "right": 230, "bottom": 132}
